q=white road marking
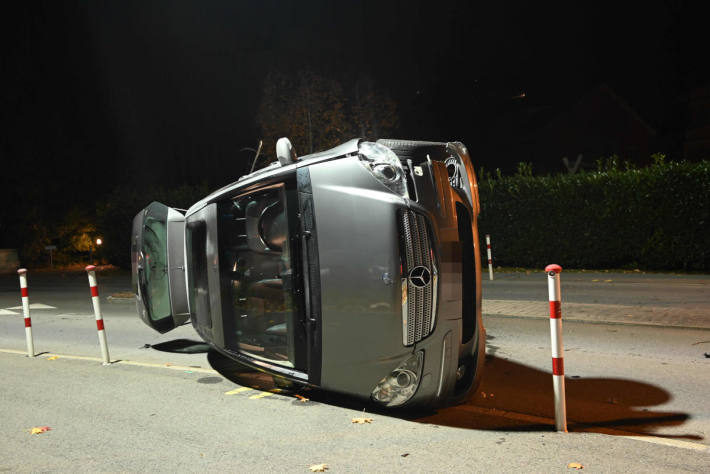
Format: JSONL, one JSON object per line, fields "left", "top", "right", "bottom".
{"left": 0, "top": 309, "right": 19, "bottom": 315}
{"left": 6, "top": 303, "right": 58, "bottom": 310}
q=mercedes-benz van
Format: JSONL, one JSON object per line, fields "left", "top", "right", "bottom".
{"left": 131, "top": 138, "right": 484, "bottom": 408}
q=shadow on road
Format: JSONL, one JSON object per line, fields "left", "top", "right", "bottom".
{"left": 418, "top": 355, "right": 700, "bottom": 440}
{"left": 150, "top": 339, "right": 211, "bottom": 354}
{"left": 202, "top": 342, "right": 699, "bottom": 441}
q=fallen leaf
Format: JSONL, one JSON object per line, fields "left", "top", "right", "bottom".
{"left": 567, "top": 462, "right": 584, "bottom": 469}
{"left": 309, "top": 463, "right": 328, "bottom": 472}
{"left": 401, "top": 453, "right": 410, "bottom": 457}
{"left": 352, "top": 408, "right": 373, "bottom": 424}
{"left": 295, "top": 394, "right": 309, "bottom": 403}
{"left": 591, "top": 279, "right": 599, "bottom": 282}
{"left": 30, "top": 426, "right": 51, "bottom": 435}
{"left": 604, "top": 279, "right": 613, "bottom": 283}
{"left": 165, "top": 363, "right": 173, "bottom": 367}
{"left": 47, "top": 356, "right": 59, "bottom": 361}
{"left": 352, "top": 417, "right": 373, "bottom": 424}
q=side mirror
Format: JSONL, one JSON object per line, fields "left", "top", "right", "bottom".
{"left": 276, "top": 137, "right": 297, "bottom": 166}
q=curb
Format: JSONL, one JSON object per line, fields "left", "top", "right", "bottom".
{"left": 106, "top": 295, "right": 135, "bottom": 305}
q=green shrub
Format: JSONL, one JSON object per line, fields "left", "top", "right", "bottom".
{"left": 477, "top": 159, "right": 710, "bottom": 271}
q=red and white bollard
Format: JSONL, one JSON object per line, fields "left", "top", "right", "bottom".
{"left": 485, "top": 234, "right": 494, "bottom": 280}
{"left": 86, "top": 265, "right": 111, "bottom": 365}
{"left": 17, "top": 268, "right": 35, "bottom": 357}
{"left": 546, "top": 263, "right": 567, "bottom": 432}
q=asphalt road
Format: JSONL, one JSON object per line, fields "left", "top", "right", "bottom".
{"left": 1, "top": 268, "right": 709, "bottom": 472}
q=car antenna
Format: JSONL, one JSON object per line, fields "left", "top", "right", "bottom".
{"left": 248, "top": 140, "right": 264, "bottom": 174}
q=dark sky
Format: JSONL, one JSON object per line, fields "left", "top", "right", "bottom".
{"left": 2, "top": 1, "right": 707, "bottom": 223}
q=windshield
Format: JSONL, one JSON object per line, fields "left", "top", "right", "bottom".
{"left": 142, "top": 214, "right": 172, "bottom": 321}
{"left": 218, "top": 184, "right": 297, "bottom": 367}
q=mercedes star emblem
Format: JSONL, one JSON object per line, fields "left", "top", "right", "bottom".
{"left": 408, "top": 266, "right": 432, "bottom": 288}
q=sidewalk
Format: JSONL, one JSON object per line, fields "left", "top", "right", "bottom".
{"left": 2, "top": 268, "right": 708, "bottom": 330}
{"left": 482, "top": 271, "right": 710, "bottom": 330}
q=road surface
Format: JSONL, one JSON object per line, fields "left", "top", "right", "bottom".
{"left": 0, "top": 268, "right": 708, "bottom": 472}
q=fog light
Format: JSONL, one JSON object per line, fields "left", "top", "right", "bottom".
{"left": 371, "top": 351, "right": 424, "bottom": 407}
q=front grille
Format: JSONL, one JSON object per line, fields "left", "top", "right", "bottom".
{"left": 399, "top": 210, "right": 437, "bottom": 346}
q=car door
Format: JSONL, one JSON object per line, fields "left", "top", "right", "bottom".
{"left": 131, "top": 201, "right": 190, "bottom": 333}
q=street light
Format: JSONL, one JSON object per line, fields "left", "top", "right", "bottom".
{"left": 91, "top": 238, "right": 103, "bottom": 264}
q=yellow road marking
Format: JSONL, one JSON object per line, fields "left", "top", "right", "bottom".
{"left": 0, "top": 348, "right": 217, "bottom": 374}
{"left": 249, "top": 392, "right": 274, "bottom": 400}
{"left": 225, "top": 387, "right": 253, "bottom": 395}
{"left": 5, "top": 347, "right": 704, "bottom": 452}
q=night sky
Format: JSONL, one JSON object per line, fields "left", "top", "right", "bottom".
{"left": 2, "top": 1, "right": 708, "bottom": 247}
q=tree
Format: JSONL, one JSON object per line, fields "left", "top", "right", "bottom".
{"left": 351, "top": 74, "right": 399, "bottom": 140}
{"left": 257, "top": 70, "right": 347, "bottom": 161}
{"left": 256, "top": 70, "right": 399, "bottom": 166}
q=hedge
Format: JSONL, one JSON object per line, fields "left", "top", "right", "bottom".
{"left": 477, "top": 158, "right": 710, "bottom": 271}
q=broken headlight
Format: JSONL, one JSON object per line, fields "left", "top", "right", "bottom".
{"left": 370, "top": 351, "right": 423, "bottom": 407}
{"left": 358, "top": 141, "right": 409, "bottom": 199}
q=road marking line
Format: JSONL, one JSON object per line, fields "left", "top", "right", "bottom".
{"left": 225, "top": 387, "right": 253, "bottom": 395}
{"left": 0, "top": 348, "right": 218, "bottom": 374}
{"left": 249, "top": 392, "right": 274, "bottom": 400}
{"left": 6, "top": 303, "right": 57, "bottom": 310}
{"left": 456, "top": 405, "right": 708, "bottom": 452}
{"left": 0, "top": 309, "right": 19, "bottom": 315}
{"left": 3, "top": 347, "right": 704, "bottom": 451}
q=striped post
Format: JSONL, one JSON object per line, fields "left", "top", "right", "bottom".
{"left": 86, "top": 265, "right": 111, "bottom": 365}
{"left": 546, "top": 264, "right": 567, "bottom": 432}
{"left": 485, "top": 234, "right": 494, "bottom": 280}
{"left": 17, "top": 269, "right": 35, "bottom": 357}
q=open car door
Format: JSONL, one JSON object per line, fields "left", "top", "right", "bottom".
{"left": 131, "top": 202, "right": 190, "bottom": 333}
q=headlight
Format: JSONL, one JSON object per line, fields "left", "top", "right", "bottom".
{"left": 358, "top": 142, "right": 409, "bottom": 199}
{"left": 370, "top": 351, "right": 423, "bottom": 407}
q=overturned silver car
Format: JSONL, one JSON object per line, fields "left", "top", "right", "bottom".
{"left": 131, "top": 138, "right": 485, "bottom": 408}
